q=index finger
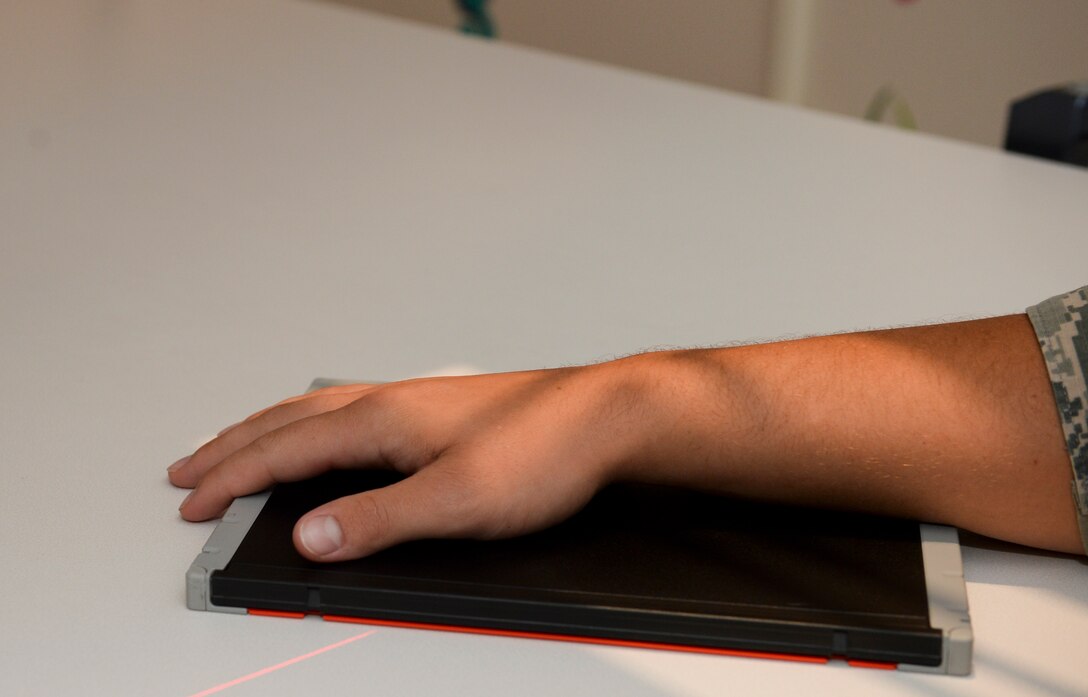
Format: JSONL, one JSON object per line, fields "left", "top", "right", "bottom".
{"left": 179, "top": 400, "right": 391, "bottom": 521}
{"left": 237, "top": 382, "right": 377, "bottom": 426}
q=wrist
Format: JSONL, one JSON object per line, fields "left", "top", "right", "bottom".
{"left": 594, "top": 349, "right": 741, "bottom": 488}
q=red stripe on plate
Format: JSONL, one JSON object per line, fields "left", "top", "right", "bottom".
{"left": 321, "top": 614, "right": 829, "bottom": 665}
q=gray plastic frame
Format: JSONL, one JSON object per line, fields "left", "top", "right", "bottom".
{"left": 899, "top": 524, "right": 974, "bottom": 676}
{"left": 186, "top": 380, "right": 973, "bottom": 675}
{"left": 186, "top": 490, "right": 271, "bottom": 613}
{"left": 186, "top": 379, "right": 348, "bottom": 612}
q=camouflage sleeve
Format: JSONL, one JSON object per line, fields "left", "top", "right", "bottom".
{"left": 1026, "top": 286, "right": 1088, "bottom": 556}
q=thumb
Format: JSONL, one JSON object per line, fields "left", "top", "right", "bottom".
{"left": 292, "top": 465, "right": 485, "bottom": 562}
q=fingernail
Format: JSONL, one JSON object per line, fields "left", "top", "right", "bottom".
{"left": 300, "top": 515, "right": 343, "bottom": 556}
{"left": 168, "top": 456, "right": 191, "bottom": 473}
{"left": 179, "top": 491, "right": 194, "bottom": 511}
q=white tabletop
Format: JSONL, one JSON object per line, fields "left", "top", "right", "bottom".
{"left": 2, "top": 2, "right": 1086, "bottom": 695}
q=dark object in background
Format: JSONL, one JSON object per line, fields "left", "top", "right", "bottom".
{"left": 1005, "top": 83, "right": 1088, "bottom": 168}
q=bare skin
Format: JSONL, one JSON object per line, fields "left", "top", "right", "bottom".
{"left": 169, "top": 313, "right": 1083, "bottom": 561}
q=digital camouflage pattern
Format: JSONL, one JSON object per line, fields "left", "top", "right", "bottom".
{"left": 1027, "top": 286, "right": 1088, "bottom": 555}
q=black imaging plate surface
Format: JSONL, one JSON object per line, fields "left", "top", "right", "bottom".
{"left": 211, "top": 470, "right": 941, "bottom": 665}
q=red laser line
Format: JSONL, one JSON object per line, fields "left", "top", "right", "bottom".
{"left": 186, "top": 629, "right": 377, "bottom": 697}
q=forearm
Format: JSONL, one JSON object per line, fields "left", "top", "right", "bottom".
{"left": 616, "top": 315, "right": 1082, "bottom": 554}
{"left": 173, "top": 310, "right": 1084, "bottom": 561}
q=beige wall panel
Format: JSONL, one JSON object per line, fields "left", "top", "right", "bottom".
{"left": 318, "top": 0, "right": 773, "bottom": 96}
{"left": 315, "top": 0, "right": 1088, "bottom": 148}
{"left": 804, "top": 0, "right": 1088, "bottom": 146}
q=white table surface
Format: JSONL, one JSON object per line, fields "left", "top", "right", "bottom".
{"left": 2, "top": 1, "right": 1086, "bottom": 695}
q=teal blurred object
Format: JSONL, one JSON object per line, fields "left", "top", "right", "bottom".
{"left": 457, "top": 0, "right": 495, "bottom": 38}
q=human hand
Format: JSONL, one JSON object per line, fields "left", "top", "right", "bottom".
{"left": 171, "top": 313, "right": 1088, "bottom": 559}
{"left": 169, "top": 362, "right": 663, "bottom": 562}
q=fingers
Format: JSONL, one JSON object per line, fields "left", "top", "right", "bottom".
{"left": 293, "top": 464, "right": 483, "bottom": 561}
{"left": 168, "top": 368, "right": 632, "bottom": 564}
{"left": 169, "top": 387, "right": 375, "bottom": 489}
{"left": 235, "top": 384, "right": 375, "bottom": 429}
{"left": 178, "top": 402, "right": 392, "bottom": 521}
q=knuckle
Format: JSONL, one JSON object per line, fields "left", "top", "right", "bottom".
{"left": 189, "top": 436, "right": 227, "bottom": 471}
{"left": 247, "top": 427, "right": 283, "bottom": 461}
{"left": 343, "top": 494, "right": 394, "bottom": 547}
{"left": 356, "top": 379, "right": 439, "bottom": 420}
{"left": 354, "top": 383, "right": 402, "bottom": 416}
